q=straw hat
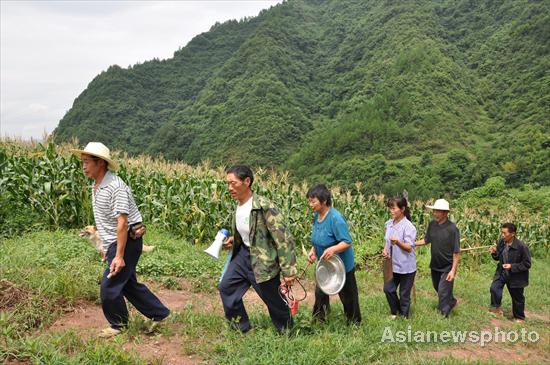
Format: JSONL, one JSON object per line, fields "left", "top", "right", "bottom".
{"left": 425, "top": 198, "right": 450, "bottom": 211}
{"left": 71, "top": 142, "right": 118, "bottom": 171}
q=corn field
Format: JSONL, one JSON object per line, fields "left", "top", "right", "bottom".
{"left": 1, "top": 140, "right": 548, "bottom": 260}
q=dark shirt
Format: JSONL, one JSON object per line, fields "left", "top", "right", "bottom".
{"left": 503, "top": 243, "right": 510, "bottom": 264}
{"left": 424, "top": 219, "right": 460, "bottom": 272}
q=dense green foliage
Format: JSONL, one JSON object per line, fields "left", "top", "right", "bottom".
{"left": 1, "top": 142, "right": 548, "bottom": 257}
{"left": 53, "top": 0, "right": 550, "bottom": 198}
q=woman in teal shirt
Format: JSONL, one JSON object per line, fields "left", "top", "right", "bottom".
{"left": 306, "top": 184, "right": 361, "bottom": 324}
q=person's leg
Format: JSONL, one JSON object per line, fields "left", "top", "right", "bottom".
{"left": 431, "top": 269, "right": 442, "bottom": 293}
{"left": 123, "top": 273, "right": 170, "bottom": 320}
{"left": 398, "top": 271, "right": 416, "bottom": 318}
{"left": 507, "top": 286, "right": 525, "bottom": 320}
{"left": 312, "top": 285, "right": 330, "bottom": 322}
{"left": 384, "top": 273, "right": 401, "bottom": 316}
{"left": 490, "top": 274, "right": 506, "bottom": 311}
{"left": 218, "top": 247, "right": 253, "bottom": 332}
{"left": 100, "top": 244, "right": 133, "bottom": 329}
{"left": 121, "top": 238, "right": 169, "bottom": 321}
{"left": 255, "top": 275, "right": 293, "bottom": 333}
{"left": 437, "top": 270, "right": 455, "bottom": 317}
{"left": 431, "top": 269, "right": 443, "bottom": 312}
{"left": 338, "top": 268, "right": 361, "bottom": 324}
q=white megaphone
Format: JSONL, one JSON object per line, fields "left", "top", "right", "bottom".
{"left": 204, "top": 228, "right": 230, "bottom": 259}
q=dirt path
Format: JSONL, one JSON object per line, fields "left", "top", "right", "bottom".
{"left": 46, "top": 278, "right": 321, "bottom": 365}
{"left": 47, "top": 279, "right": 213, "bottom": 364}
{"left": 39, "top": 278, "right": 550, "bottom": 364}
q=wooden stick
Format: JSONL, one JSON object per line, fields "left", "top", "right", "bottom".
{"left": 461, "top": 245, "right": 493, "bottom": 252}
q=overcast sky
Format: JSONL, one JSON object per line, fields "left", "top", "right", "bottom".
{"left": 1, "top": 0, "right": 281, "bottom": 139}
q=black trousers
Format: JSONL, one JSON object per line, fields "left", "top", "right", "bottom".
{"left": 431, "top": 269, "right": 457, "bottom": 317}
{"left": 100, "top": 237, "right": 170, "bottom": 329}
{"left": 490, "top": 272, "right": 525, "bottom": 320}
{"left": 218, "top": 245, "right": 292, "bottom": 333}
{"left": 384, "top": 271, "right": 416, "bottom": 318}
{"left": 312, "top": 268, "right": 361, "bottom": 324}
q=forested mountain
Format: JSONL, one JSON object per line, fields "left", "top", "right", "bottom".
{"left": 54, "top": 0, "right": 550, "bottom": 199}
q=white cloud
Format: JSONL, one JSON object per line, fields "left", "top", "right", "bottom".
{"left": 0, "top": 0, "right": 281, "bottom": 139}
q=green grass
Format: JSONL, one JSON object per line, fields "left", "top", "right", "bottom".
{"left": 1, "top": 331, "right": 147, "bottom": 365}
{"left": 1, "top": 229, "right": 549, "bottom": 364}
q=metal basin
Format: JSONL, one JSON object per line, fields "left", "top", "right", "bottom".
{"left": 315, "top": 255, "right": 346, "bottom": 295}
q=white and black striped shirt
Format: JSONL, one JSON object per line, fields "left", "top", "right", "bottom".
{"left": 92, "top": 171, "right": 142, "bottom": 250}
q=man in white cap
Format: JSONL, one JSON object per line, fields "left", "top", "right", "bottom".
{"left": 416, "top": 199, "right": 460, "bottom": 318}
{"left": 72, "top": 142, "right": 169, "bottom": 337}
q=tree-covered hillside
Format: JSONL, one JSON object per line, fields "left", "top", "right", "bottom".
{"left": 54, "top": 0, "right": 550, "bottom": 199}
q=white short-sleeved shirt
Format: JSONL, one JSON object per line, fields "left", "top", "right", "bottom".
{"left": 92, "top": 171, "right": 142, "bottom": 249}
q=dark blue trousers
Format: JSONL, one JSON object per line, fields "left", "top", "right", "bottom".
{"left": 431, "top": 269, "right": 457, "bottom": 317}
{"left": 384, "top": 271, "right": 416, "bottom": 318}
{"left": 218, "top": 246, "right": 292, "bottom": 333}
{"left": 490, "top": 272, "right": 525, "bottom": 320}
{"left": 100, "top": 237, "right": 169, "bottom": 329}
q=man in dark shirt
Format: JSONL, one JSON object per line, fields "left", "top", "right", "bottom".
{"left": 489, "top": 223, "right": 531, "bottom": 322}
{"left": 416, "top": 199, "right": 460, "bottom": 318}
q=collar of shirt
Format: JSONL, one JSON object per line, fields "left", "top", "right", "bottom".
{"left": 92, "top": 171, "right": 115, "bottom": 190}
{"left": 388, "top": 217, "right": 407, "bottom": 228}
{"left": 501, "top": 237, "right": 520, "bottom": 250}
{"left": 509, "top": 238, "right": 521, "bottom": 250}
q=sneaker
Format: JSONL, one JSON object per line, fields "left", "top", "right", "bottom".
{"left": 390, "top": 315, "right": 398, "bottom": 320}
{"left": 489, "top": 307, "right": 504, "bottom": 316}
{"left": 513, "top": 318, "right": 525, "bottom": 323}
{"left": 99, "top": 327, "right": 122, "bottom": 338}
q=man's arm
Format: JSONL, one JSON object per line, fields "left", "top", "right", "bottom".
{"left": 446, "top": 226, "right": 461, "bottom": 281}
{"left": 446, "top": 252, "right": 460, "bottom": 281}
{"left": 415, "top": 239, "right": 429, "bottom": 246}
{"left": 109, "top": 214, "right": 128, "bottom": 277}
{"left": 416, "top": 222, "right": 431, "bottom": 247}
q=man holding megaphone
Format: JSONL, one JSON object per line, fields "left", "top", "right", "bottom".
{"left": 218, "top": 165, "right": 297, "bottom": 334}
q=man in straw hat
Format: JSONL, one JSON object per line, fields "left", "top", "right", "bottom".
{"left": 72, "top": 142, "right": 169, "bottom": 337}
{"left": 416, "top": 199, "right": 460, "bottom": 318}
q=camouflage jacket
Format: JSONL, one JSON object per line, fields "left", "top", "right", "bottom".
{"left": 231, "top": 193, "right": 297, "bottom": 283}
